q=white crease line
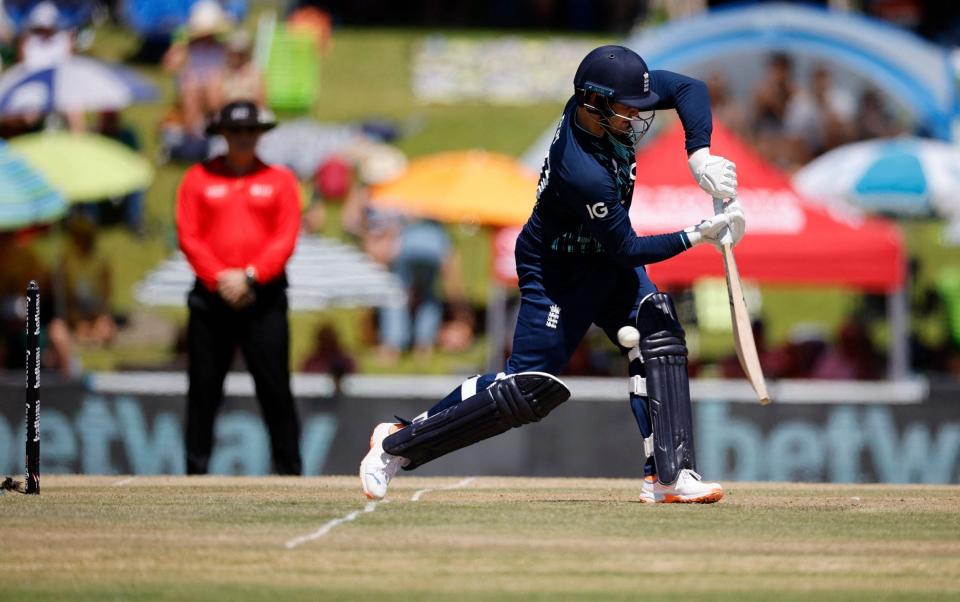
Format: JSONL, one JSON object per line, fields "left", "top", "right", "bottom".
{"left": 410, "top": 477, "right": 477, "bottom": 501}
{"left": 285, "top": 501, "right": 377, "bottom": 549}
{"left": 112, "top": 476, "right": 136, "bottom": 487}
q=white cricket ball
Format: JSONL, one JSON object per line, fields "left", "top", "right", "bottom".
{"left": 617, "top": 326, "right": 640, "bottom": 348}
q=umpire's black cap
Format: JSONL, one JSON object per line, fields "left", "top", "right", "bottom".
{"left": 574, "top": 45, "right": 659, "bottom": 110}
{"left": 205, "top": 100, "right": 277, "bottom": 136}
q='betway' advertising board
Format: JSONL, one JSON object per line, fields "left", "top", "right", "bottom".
{"left": 0, "top": 373, "right": 954, "bottom": 483}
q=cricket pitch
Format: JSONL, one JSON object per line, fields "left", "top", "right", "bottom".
{"left": 2, "top": 476, "right": 958, "bottom": 601}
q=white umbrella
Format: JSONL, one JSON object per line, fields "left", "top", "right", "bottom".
{"left": 255, "top": 120, "right": 359, "bottom": 180}
{"left": 792, "top": 137, "right": 960, "bottom": 241}
{"left": 134, "top": 235, "right": 406, "bottom": 311}
{"left": 793, "top": 137, "right": 960, "bottom": 216}
{"left": 0, "top": 56, "right": 156, "bottom": 117}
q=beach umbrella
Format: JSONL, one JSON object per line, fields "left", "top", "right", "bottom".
{"left": 369, "top": 150, "right": 537, "bottom": 226}
{"left": 9, "top": 132, "right": 153, "bottom": 203}
{"left": 792, "top": 137, "right": 960, "bottom": 218}
{"left": 0, "top": 56, "right": 157, "bottom": 117}
{"left": 252, "top": 120, "right": 406, "bottom": 183}
{"left": 254, "top": 119, "right": 357, "bottom": 179}
{"left": 0, "top": 141, "right": 66, "bottom": 230}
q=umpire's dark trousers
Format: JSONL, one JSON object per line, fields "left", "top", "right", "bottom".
{"left": 185, "top": 277, "right": 302, "bottom": 475}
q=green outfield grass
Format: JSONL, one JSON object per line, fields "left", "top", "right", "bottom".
{"left": 2, "top": 476, "right": 958, "bottom": 600}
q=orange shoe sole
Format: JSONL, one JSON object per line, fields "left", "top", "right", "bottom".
{"left": 661, "top": 489, "right": 724, "bottom": 504}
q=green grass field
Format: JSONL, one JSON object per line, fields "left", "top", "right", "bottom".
{"left": 2, "top": 476, "right": 958, "bottom": 600}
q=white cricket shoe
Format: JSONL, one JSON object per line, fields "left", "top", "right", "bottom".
{"left": 359, "top": 422, "right": 409, "bottom": 500}
{"left": 639, "top": 469, "right": 724, "bottom": 504}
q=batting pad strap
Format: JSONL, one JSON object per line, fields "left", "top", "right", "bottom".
{"left": 643, "top": 435, "right": 654, "bottom": 459}
{"left": 461, "top": 375, "right": 480, "bottom": 400}
{"left": 383, "top": 372, "right": 571, "bottom": 470}
{"left": 630, "top": 375, "right": 647, "bottom": 396}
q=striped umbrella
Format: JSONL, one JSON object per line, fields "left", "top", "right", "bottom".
{"left": 9, "top": 132, "right": 153, "bottom": 203}
{"left": 0, "top": 56, "right": 157, "bottom": 117}
{"left": 793, "top": 137, "right": 960, "bottom": 218}
{"left": 0, "top": 141, "right": 67, "bottom": 230}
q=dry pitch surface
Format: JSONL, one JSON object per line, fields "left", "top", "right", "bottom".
{"left": 1, "top": 476, "right": 958, "bottom": 601}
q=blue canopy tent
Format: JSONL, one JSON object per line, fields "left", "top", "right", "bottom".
{"left": 120, "top": 0, "right": 247, "bottom": 36}
{"left": 4, "top": 0, "right": 95, "bottom": 31}
{"left": 625, "top": 3, "right": 957, "bottom": 140}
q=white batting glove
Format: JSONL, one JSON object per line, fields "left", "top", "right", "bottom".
{"left": 684, "top": 213, "right": 732, "bottom": 248}
{"left": 689, "top": 148, "right": 737, "bottom": 199}
{"left": 722, "top": 197, "right": 746, "bottom": 246}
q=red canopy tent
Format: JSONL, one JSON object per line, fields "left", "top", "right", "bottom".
{"left": 490, "top": 120, "right": 909, "bottom": 376}
{"left": 630, "top": 120, "right": 905, "bottom": 291}
{"left": 493, "top": 120, "right": 905, "bottom": 291}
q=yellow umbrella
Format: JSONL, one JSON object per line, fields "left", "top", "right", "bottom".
{"left": 9, "top": 132, "right": 153, "bottom": 203}
{"left": 370, "top": 150, "right": 537, "bottom": 226}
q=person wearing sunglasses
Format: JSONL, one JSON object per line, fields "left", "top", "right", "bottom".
{"left": 176, "top": 100, "right": 303, "bottom": 476}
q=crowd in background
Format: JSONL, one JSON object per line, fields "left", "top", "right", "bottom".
{"left": 0, "top": 0, "right": 959, "bottom": 384}
{"left": 707, "top": 53, "right": 905, "bottom": 173}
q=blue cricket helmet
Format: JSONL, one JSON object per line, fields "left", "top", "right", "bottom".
{"left": 574, "top": 45, "right": 659, "bottom": 110}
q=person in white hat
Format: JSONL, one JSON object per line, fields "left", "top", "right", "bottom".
{"left": 18, "top": 1, "right": 72, "bottom": 70}
{"left": 163, "top": 0, "right": 233, "bottom": 137}
{"left": 214, "top": 29, "right": 265, "bottom": 107}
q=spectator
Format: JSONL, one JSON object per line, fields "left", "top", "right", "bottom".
{"left": 769, "top": 323, "right": 829, "bottom": 379}
{"left": 13, "top": 2, "right": 83, "bottom": 133}
{"left": 0, "top": 230, "right": 74, "bottom": 374}
{"left": 303, "top": 154, "right": 353, "bottom": 233}
{"left": 437, "top": 299, "right": 475, "bottom": 354}
{"left": 301, "top": 324, "right": 356, "bottom": 394}
{"left": 18, "top": 1, "right": 72, "bottom": 69}
{"left": 162, "top": 0, "right": 231, "bottom": 139}
{"left": 57, "top": 213, "right": 116, "bottom": 345}
{"left": 706, "top": 71, "right": 748, "bottom": 137}
{"left": 784, "top": 65, "right": 856, "bottom": 160}
{"left": 812, "top": 318, "right": 883, "bottom": 380}
{"left": 750, "top": 52, "right": 800, "bottom": 169}
{"left": 751, "top": 53, "right": 795, "bottom": 137}
{"left": 378, "top": 219, "right": 466, "bottom": 362}
{"left": 216, "top": 29, "right": 265, "bottom": 106}
{"left": 719, "top": 317, "right": 773, "bottom": 379}
{"left": 854, "top": 88, "right": 903, "bottom": 141}
{"left": 95, "top": 110, "right": 145, "bottom": 235}
{"left": 175, "top": 100, "right": 302, "bottom": 475}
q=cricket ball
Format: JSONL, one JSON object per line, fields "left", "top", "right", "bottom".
{"left": 616, "top": 326, "right": 640, "bottom": 348}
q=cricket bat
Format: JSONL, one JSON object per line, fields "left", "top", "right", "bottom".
{"left": 713, "top": 198, "right": 771, "bottom": 405}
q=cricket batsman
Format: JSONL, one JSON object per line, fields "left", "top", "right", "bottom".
{"left": 361, "top": 45, "right": 745, "bottom": 503}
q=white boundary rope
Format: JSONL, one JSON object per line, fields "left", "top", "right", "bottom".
{"left": 112, "top": 476, "right": 136, "bottom": 487}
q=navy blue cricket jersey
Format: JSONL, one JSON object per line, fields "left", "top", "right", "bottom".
{"left": 518, "top": 69, "right": 713, "bottom": 269}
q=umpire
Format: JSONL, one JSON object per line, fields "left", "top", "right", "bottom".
{"left": 176, "top": 100, "right": 302, "bottom": 475}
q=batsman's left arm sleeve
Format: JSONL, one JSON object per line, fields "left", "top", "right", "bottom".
{"left": 650, "top": 70, "right": 712, "bottom": 152}
{"left": 249, "top": 171, "right": 301, "bottom": 283}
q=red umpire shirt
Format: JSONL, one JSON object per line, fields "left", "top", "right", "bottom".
{"left": 176, "top": 156, "right": 301, "bottom": 289}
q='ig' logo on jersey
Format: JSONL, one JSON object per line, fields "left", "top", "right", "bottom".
{"left": 585, "top": 202, "right": 608, "bottom": 219}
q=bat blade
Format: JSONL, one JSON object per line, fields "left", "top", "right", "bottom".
{"left": 720, "top": 242, "right": 771, "bottom": 405}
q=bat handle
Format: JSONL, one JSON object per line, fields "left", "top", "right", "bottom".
{"left": 712, "top": 196, "right": 734, "bottom": 245}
